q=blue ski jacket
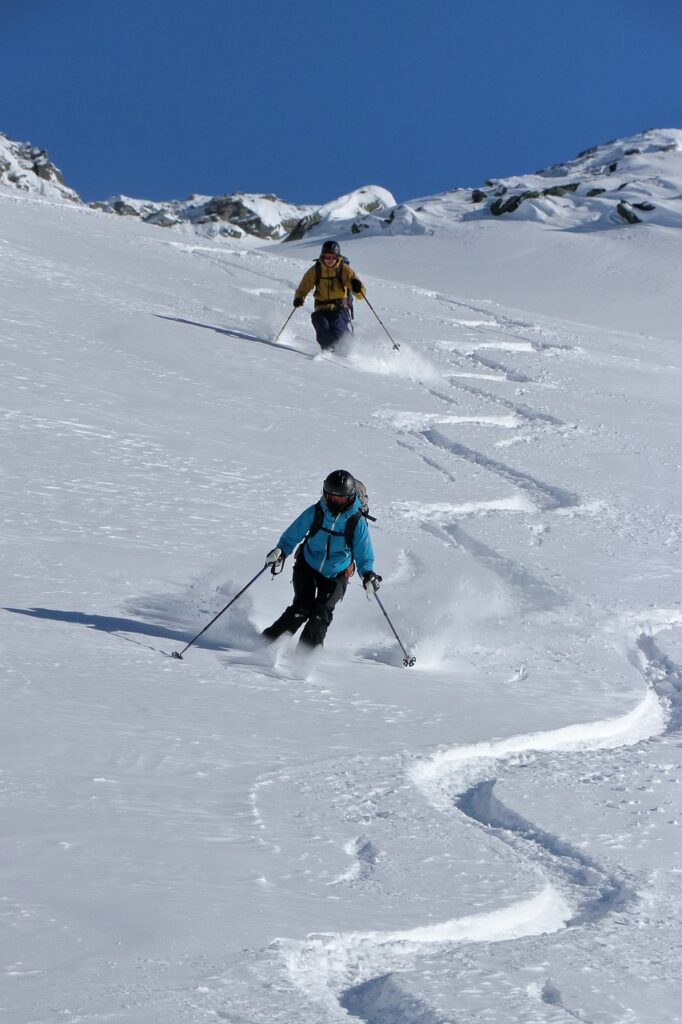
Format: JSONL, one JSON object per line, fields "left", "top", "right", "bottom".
{"left": 276, "top": 496, "right": 374, "bottom": 578}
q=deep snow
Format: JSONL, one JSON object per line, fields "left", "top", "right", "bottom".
{"left": 1, "top": 162, "right": 681, "bottom": 1024}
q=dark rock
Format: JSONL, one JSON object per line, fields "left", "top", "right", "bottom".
{"left": 586, "top": 188, "right": 606, "bottom": 197}
{"left": 608, "top": 161, "right": 618, "bottom": 173}
{"left": 624, "top": 148, "right": 641, "bottom": 156}
{"left": 143, "top": 209, "right": 180, "bottom": 228}
{"left": 361, "top": 198, "right": 384, "bottom": 214}
{"left": 490, "top": 191, "right": 540, "bottom": 216}
{"left": 542, "top": 183, "right": 579, "bottom": 197}
{"left": 113, "top": 200, "right": 140, "bottom": 217}
{"left": 198, "top": 194, "right": 292, "bottom": 239}
{"left": 616, "top": 201, "right": 641, "bottom": 224}
{"left": 33, "top": 159, "right": 53, "bottom": 182}
{"left": 286, "top": 212, "right": 321, "bottom": 241}
{"left": 471, "top": 189, "right": 487, "bottom": 203}
{"left": 632, "top": 201, "right": 655, "bottom": 212}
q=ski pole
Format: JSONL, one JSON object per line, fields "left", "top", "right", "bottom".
{"left": 371, "top": 590, "right": 416, "bottom": 667}
{"left": 364, "top": 297, "right": 400, "bottom": 351}
{"left": 273, "top": 307, "right": 297, "bottom": 343}
{"left": 171, "top": 565, "right": 270, "bottom": 660}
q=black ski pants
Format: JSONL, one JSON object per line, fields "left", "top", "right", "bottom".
{"left": 262, "top": 554, "right": 348, "bottom": 648}
{"left": 311, "top": 306, "right": 351, "bottom": 350}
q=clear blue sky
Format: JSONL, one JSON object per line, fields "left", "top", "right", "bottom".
{"left": 2, "top": 0, "right": 680, "bottom": 205}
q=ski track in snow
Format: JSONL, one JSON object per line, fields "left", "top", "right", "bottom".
{"left": 273, "top": 614, "right": 681, "bottom": 1024}
{"left": 240, "top": 299, "right": 682, "bottom": 1022}
{"left": 174, "top": 289, "right": 675, "bottom": 1023}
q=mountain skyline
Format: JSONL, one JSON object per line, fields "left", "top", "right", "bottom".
{"left": 3, "top": 125, "right": 681, "bottom": 244}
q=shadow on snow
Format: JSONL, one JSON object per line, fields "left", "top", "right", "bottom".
{"left": 154, "top": 314, "right": 313, "bottom": 359}
{"left": 1, "top": 606, "right": 225, "bottom": 658}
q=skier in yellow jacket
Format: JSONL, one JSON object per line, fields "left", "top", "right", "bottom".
{"left": 293, "top": 240, "right": 367, "bottom": 350}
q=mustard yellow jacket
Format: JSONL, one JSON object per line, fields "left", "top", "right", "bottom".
{"left": 294, "top": 257, "right": 366, "bottom": 310}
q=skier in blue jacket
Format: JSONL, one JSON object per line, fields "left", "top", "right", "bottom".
{"left": 263, "top": 470, "right": 381, "bottom": 650}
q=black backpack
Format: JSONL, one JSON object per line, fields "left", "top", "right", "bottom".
{"left": 306, "top": 478, "right": 375, "bottom": 550}
{"left": 314, "top": 256, "right": 354, "bottom": 319}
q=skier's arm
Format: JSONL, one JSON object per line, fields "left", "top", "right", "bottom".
{"left": 294, "top": 267, "right": 317, "bottom": 303}
{"left": 351, "top": 516, "right": 374, "bottom": 576}
{"left": 344, "top": 264, "right": 366, "bottom": 300}
{"left": 277, "top": 505, "right": 316, "bottom": 556}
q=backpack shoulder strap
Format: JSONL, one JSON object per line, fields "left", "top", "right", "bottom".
{"left": 314, "top": 258, "right": 349, "bottom": 294}
{"left": 344, "top": 511, "right": 361, "bottom": 547}
{"left": 307, "top": 500, "right": 324, "bottom": 538}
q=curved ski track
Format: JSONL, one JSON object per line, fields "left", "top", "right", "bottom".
{"left": 212, "top": 286, "right": 680, "bottom": 1023}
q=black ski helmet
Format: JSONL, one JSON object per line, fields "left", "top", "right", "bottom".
{"left": 321, "top": 240, "right": 341, "bottom": 256}
{"left": 323, "top": 469, "right": 356, "bottom": 508}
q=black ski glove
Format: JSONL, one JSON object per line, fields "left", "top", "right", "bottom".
{"left": 363, "top": 571, "right": 382, "bottom": 592}
{"left": 350, "top": 277, "right": 363, "bottom": 294}
{"left": 293, "top": 296, "right": 304, "bottom": 308}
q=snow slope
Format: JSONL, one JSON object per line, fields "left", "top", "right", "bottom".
{"left": 1, "top": 161, "right": 682, "bottom": 1024}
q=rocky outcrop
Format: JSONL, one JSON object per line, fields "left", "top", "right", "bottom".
{"left": 616, "top": 201, "right": 641, "bottom": 224}
{"left": 456, "top": 132, "right": 678, "bottom": 227}
{"left": 91, "top": 190, "right": 312, "bottom": 241}
{"left": 0, "top": 132, "right": 81, "bottom": 203}
{"left": 283, "top": 186, "right": 396, "bottom": 243}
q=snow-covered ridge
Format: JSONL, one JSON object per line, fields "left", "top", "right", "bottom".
{"left": 92, "top": 190, "right": 316, "bottom": 241}
{"left": 347, "top": 128, "right": 682, "bottom": 237}
{"left": 0, "top": 131, "right": 81, "bottom": 203}
{"left": 92, "top": 183, "right": 396, "bottom": 242}
{"left": 2, "top": 127, "right": 681, "bottom": 241}
{"left": 0, "top": 128, "right": 396, "bottom": 241}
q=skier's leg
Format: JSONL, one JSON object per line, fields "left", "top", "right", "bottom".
{"left": 311, "top": 310, "right": 336, "bottom": 350}
{"left": 298, "top": 573, "right": 348, "bottom": 649}
{"left": 262, "top": 557, "right": 316, "bottom": 640}
{"left": 326, "top": 307, "right": 351, "bottom": 346}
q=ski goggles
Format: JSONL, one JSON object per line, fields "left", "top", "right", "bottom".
{"left": 324, "top": 491, "right": 353, "bottom": 506}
